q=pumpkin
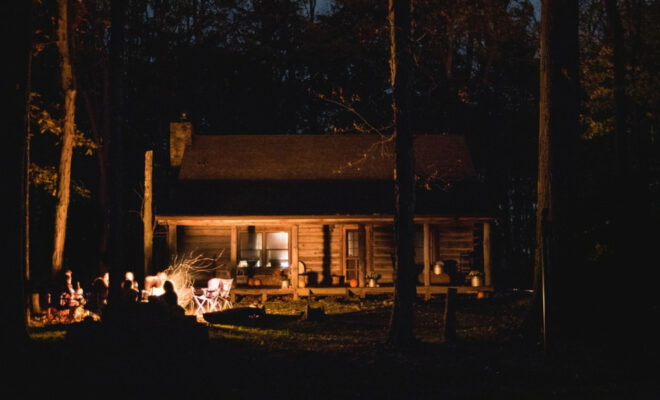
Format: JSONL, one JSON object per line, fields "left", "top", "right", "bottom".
{"left": 349, "top": 279, "right": 358, "bottom": 288}
{"left": 477, "top": 291, "right": 486, "bottom": 299}
{"left": 253, "top": 279, "right": 262, "bottom": 286}
{"left": 248, "top": 278, "right": 254, "bottom": 286}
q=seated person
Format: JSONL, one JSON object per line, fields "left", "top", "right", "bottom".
{"left": 119, "top": 279, "right": 139, "bottom": 304}
{"left": 149, "top": 272, "right": 168, "bottom": 296}
{"left": 158, "top": 280, "right": 178, "bottom": 308}
{"left": 158, "top": 280, "right": 185, "bottom": 318}
{"left": 58, "top": 270, "right": 84, "bottom": 308}
{"left": 85, "top": 276, "right": 109, "bottom": 314}
{"left": 125, "top": 271, "right": 139, "bottom": 291}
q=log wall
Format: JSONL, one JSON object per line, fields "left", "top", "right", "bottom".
{"left": 178, "top": 226, "right": 232, "bottom": 267}
{"left": 298, "top": 224, "right": 341, "bottom": 283}
{"left": 173, "top": 219, "right": 483, "bottom": 286}
{"left": 373, "top": 224, "right": 396, "bottom": 283}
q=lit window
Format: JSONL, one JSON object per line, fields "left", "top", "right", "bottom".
{"left": 239, "top": 232, "right": 263, "bottom": 267}
{"left": 266, "top": 232, "right": 289, "bottom": 267}
{"left": 238, "top": 230, "right": 289, "bottom": 268}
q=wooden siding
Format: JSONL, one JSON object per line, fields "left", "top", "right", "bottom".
{"left": 435, "top": 222, "right": 478, "bottom": 284}
{"left": 178, "top": 226, "right": 232, "bottom": 266}
{"left": 298, "top": 224, "right": 341, "bottom": 283}
{"left": 168, "top": 217, "right": 490, "bottom": 287}
{"left": 373, "top": 224, "right": 396, "bottom": 283}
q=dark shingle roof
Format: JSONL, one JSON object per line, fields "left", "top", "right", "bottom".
{"left": 163, "top": 134, "right": 489, "bottom": 216}
{"left": 178, "top": 134, "right": 475, "bottom": 181}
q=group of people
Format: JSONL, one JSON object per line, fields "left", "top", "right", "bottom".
{"left": 55, "top": 269, "right": 179, "bottom": 316}
{"left": 58, "top": 269, "right": 85, "bottom": 308}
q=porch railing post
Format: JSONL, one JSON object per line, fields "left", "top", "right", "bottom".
{"left": 423, "top": 223, "right": 431, "bottom": 300}
{"left": 291, "top": 224, "right": 299, "bottom": 300}
{"left": 483, "top": 222, "right": 492, "bottom": 287}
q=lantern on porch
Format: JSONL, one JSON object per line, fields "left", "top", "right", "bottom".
{"left": 433, "top": 261, "right": 444, "bottom": 275}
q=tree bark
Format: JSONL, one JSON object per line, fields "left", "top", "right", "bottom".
{"left": 52, "top": 0, "right": 77, "bottom": 278}
{"left": 388, "top": 0, "right": 417, "bottom": 346}
{"left": 143, "top": 150, "right": 153, "bottom": 279}
{"left": 533, "top": 0, "right": 580, "bottom": 356}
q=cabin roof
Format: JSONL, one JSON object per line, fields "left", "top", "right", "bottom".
{"left": 163, "top": 180, "right": 493, "bottom": 216}
{"left": 178, "top": 134, "right": 475, "bottom": 181}
{"left": 162, "top": 134, "right": 493, "bottom": 216}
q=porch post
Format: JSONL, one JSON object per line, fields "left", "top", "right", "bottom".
{"left": 423, "top": 223, "right": 431, "bottom": 300}
{"left": 358, "top": 225, "right": 366, "bottom": 288}
{"left": 483, "top": 222, "right": 492, "bottom": 286}
{"left": 291, "top": 224, "right": 299, "bottom": 300}
{"left": 365, "top": 224, "right": 374, "bottom": 274}
{"left": 230, "top": 226, "right": 237, "bottom": 267}
{"left": 229, "top": 226, "right": 237, "bottom": 280}
{"left": 167, "top": 223, "right": 177, "bottom": 262}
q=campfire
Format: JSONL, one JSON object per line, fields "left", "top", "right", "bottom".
{"left": 161, "top": 251, "right": 227, "bottom": 313}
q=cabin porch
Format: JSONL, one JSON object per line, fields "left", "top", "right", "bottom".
{"left": 229, "top": 284, "right": 494, "bottom": 304}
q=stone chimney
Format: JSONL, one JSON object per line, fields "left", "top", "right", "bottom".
{"left": 169, "top": 113, "right": 193, "bottom": 168}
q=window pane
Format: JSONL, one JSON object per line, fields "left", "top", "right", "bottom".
{"left": 266, "top": 232, "right": 288, "bottom": 249}
{"left": 239, "top": 232, "right": 262, "bottom": 250}
{"left": 347, "top": 230, "right": 359, "bottom": 257}
{"left": 414, "top": 227, "right": 424, "bottom": 264}
{"left": 267, "top": 250, "right": 289, "bottom": 267}
{"left": 239, "top": 232, "right": 262, "bottom": 267}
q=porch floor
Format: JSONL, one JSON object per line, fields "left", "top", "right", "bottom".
{"left": 230, "top": 285, "right": 494, "bottom": 303}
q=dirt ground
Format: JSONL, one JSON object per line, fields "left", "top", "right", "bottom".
{"left": 16, "top": 291, "right": 657, "bottom": 397}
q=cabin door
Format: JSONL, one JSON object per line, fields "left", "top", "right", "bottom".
{"left": 345, "top": 229, "right": 360, "bottom": 281}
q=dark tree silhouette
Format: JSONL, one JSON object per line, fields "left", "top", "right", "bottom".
{"left": 387, "top": 0, "right": 416, "bottom": 346}
{"left": 4, "top": 0, "right": 31, "bottom": 343}
{"left": 534, "top": 0, "right": 580, "bottom": 356}
{"left": 107, "top": 0, "right": 128, "bottom": 304}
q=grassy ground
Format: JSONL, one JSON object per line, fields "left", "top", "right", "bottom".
{"left": 16, "top": 291, "right": 655, "bottom": 397}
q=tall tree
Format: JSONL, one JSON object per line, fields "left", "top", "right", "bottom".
{"left": 387, "top": 0, "right": 416, "bottom": 346}
{"left": 52, "top": 0, "right": 78, "bottom": 278}
{"left": 535, "top": 0, "right": 580, "bottom": 355}
{"left": 4, "top": 0, "right": 31, "bottom": 344}
{"left": 107, "top": 0, "right": 128, "bottom": 303}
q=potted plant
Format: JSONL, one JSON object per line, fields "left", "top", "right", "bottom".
{"left": 365, "top": 272, "right": 380, "bottom": 288}
{"left": 236, "top": 265, "right": 248, "bottom": 285}
{"left": 467, "top": 270, "right": 484, "bottom": 287}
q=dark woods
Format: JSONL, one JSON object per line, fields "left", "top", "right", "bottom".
{"left": 22, "top": 0, "right": 660, "bottom": 352}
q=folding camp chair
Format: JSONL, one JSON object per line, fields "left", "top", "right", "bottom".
{"left": 215, "top": 278, "right": 233, "bottom": 311}
{"left": 192, "top": 278, "right": 222, "bottom": 314}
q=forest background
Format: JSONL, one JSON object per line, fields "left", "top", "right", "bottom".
{"left": 24, "top": 0, "right": 659, "bottom": 299}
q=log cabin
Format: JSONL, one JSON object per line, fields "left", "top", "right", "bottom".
{"left": 154, "top": 121, "right": 496, "bottom": 301}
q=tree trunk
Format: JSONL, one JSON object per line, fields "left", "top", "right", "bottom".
{"left": 533, "top": 0, "right": 580, "bottom": 356}
{"left": 604, "top": 0, "right": 627, "bottom": 181}
{"left": 5, "top": 0, "right": 31, "bottom": 344}
{"left": 81, "top": 84, "right": 110, "bottom": 276}
{"left": 25, "top": 34, "right": 33, "bottom": 283}
{"left": 144, "top": 150, "right": 153, "bottom": 279}
{"left": 107, "top": 0, "right": 127, "bottom": 304}
{"left": 387, "top": 0, "right": 416, "bottom": 346}
{"left": 52, "top": 0, "right": 77, "bottom": 278}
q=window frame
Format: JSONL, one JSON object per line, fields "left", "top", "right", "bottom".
{"left": 237, "top": 227, "right": 291, "bottom": 269}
